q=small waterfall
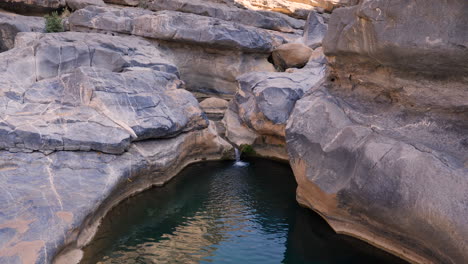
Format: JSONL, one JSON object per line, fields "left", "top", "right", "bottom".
{"left": 233, "top": 148, "right": 248, "bottom": 167}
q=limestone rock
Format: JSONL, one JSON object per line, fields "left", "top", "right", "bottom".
{"left": 0, "top": 0, "right": 66, "bottom": 14}
{"left": 0, "top": 32, "right": 206, "bottom": 154}
{"left": 200, "top": 97, "right": 229, "bottom": 120}
{"left": 147, "top": 0, "right": 305, "bottom": 33}
{"left": 66, "top": 0, "right": 105, "bottom": 10}
{"left": 0, "top": 12, "right": 45, "bottom": 52}
{"left": 323, "top": 0, "right": 468, "bottom": 111}
{"left": 69, "top": 6, "right": 287, "bottom": 53}
{"left": 286, "top": 87, "right": 468, "bottom": 264}
{"left": 0, "top": 122, "right": 232, "bottom": 264}
{"left": 222, "top": 102, "right": 259, "bottom": 147}
{"left": 272, "top": 43, "right": 313, "bottom": 70}
{"left": 302, "top": 10, "right": 327, "bottom": 49}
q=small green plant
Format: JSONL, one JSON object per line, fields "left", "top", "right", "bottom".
{"left": 240, "top": 144, "right": 256, "bottom": 155}
{"left": 44, "top": 11, "right": 64, "bottom": 33}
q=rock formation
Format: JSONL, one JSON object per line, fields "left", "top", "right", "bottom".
{"left": 0, "top": 0, "right": 466, "bottom": 263}
{"left": 286, "top": 1, "right": 468, "bottom": 263}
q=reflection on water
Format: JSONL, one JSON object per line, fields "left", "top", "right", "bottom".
{"left": 81, "top": 159, "right": 407, "bottom": 264}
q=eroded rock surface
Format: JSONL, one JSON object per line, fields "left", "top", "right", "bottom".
{"left": 0, "top": 32, "right": 206, "bottom": 154}
{"left": 286, "top": 0, "right": 468, "bottom": 263}
{"left": 0, "top": 121, "right": 232, "bottom": 264}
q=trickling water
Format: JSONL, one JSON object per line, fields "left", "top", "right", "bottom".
{"left": 80, "top": 159, "right": 407, "bottom": 264}
{"left": 234, "top": 148, "right": 248, "bottom": 167}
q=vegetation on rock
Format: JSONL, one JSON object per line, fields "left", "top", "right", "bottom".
{"left": 44, "top": 11, "right": 64, "bottom": 33}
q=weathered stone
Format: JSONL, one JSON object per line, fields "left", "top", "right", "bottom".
{"left": 0, "top": 32, "right": 206, "bottom": 154}
{"left": 0, "top": 122, "right": 232, "bottom": 264}
{"left": 323, "top": 0, "right": 468, "bottom": 111}
{"left": 69, "top": 6, "right": 287, "bottom": 53}
{"left": 302, "top": 10, "right": 327, "bottom": 48}
{"left": 272, "top": 43, "right": 313, "bottom": 70}
{"left": 147, "top": 0, "right": 305, "bottom": 33}
{"left": 0, "top": 0, "right": 65, "bottom": 14}
{"left": 103, "top": 0, "right": 137, "bottom": 6}
{"left": 286, "top": 87, "right": 468, "bottom": 264}
{"left": 200, "top": 97, "right": 229, "bottom": 120}
{"left": 222, "top": 101, "right": 259, "bottom": 147}
{"left": 0, "top": 12, "right": 44, "bottom": 52}
{"left": 66, "top": 0, "right": 105, "bottom": 10}
{"left": 234, "top": 60, "right": 325, "bottom": 138}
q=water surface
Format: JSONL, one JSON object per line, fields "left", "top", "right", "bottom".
{"left": 81, "top": 159, "right": 406, "bottom": 264}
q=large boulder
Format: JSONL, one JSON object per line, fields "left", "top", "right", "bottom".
{"left": 66, "top": 0, "right": 105, "bottom": 10}
{"left": 302, "top": 10, "right": 327, "bottom": 49}
{"left": 0, "top": 12, "right": 45, "bottom": 52}
{"left": 271, "top": 43, "right": 313, "bottom": 70}
{"left": 0, "top": 32, "right": 206, "bottom": 154}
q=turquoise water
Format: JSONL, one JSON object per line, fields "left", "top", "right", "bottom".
{"left": 81, "top": 159, "right": 406, "bottom": 264}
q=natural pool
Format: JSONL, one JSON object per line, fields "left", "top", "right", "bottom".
{"left": 81, "top": 159, "right": 407, "bottom": 264}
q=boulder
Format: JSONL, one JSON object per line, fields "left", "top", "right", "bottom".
{"left": 0, "top": 12, "right": 45, "bottom": 52}
{"left": 271, "top": 43, "right": 313, "bottom": 70}
{"left": 0, "top": 0, "right": 65, "bottom": 14}
{"left": 66, "top": 0, "right": 105, "bottom": 10}
{"left": 235, "top": 59, "right": 325, "bottom": 138}
{"left": 200, "top": 97, "right": 229, "bottom": 120}
{"left": 69, "top": 6, "right": 287, "bottom": 53}
{"left": 0, "top": 121, "right": 232, "bottom": 264}
{"left": 0, "top": 32, "right": 206, "bottom": 154}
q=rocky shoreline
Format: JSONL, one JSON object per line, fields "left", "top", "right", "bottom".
{"left": 0, "top": 0, "right": 466, "bottom": 263}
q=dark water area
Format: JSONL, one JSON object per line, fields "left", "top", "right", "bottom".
{"left": 81, "top": 159, "right": 407, "bottom": 264}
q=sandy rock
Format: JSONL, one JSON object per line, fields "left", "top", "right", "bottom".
{"left": 272, "top": 43, "right": 313, "bottom": 71}
{"left": 69, "top": 6, "right": 287, "bottom": 53}
{"left": 200, "top": 97, "right": 229, "bottom": 120}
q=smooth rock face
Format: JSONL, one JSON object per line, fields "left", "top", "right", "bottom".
{"left": 0, "top": 0, "right": 65, "bottom": 14}
{"left": 272, "top": 43, "right": 313, "bottom": 70}
{"left": 286, "top": 87, "right": 468, "bottom": 264}
{"left": 0, "top": 122, "right": 232, "bottom": 264}
{"left": 0, "top": 12, "right": 44, "bottom": 52}
{"left": 69, "top": 6, "right": 287, "bottom": 53}
{"left": 0, "top": 32, "right": 206, "bottom": 154}
{"left": 323, "top": 0, "right": 468, "bottom": 111}
{"left": 285, "top": 0, "right": 468, "bottom": 263}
